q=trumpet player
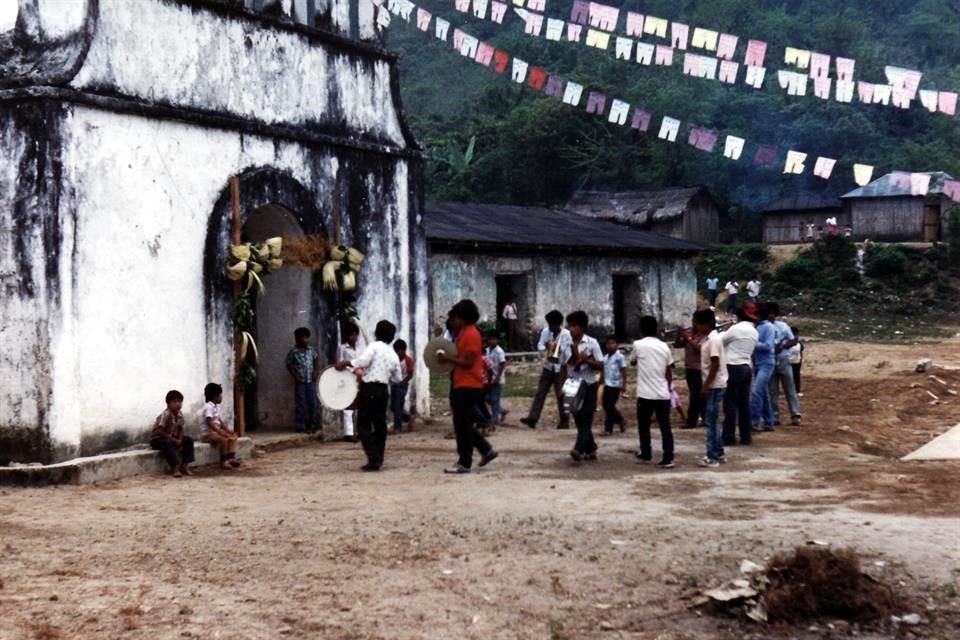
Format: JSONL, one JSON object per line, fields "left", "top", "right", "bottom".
{"left": 520, "top": 310, "right": 571, "bottom": 430}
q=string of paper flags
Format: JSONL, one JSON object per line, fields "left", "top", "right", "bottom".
{"left": 380, "top": 0, "right": 960, "bottom": 199}
{"left": 441, "top": 0, "right": 959, "bottom": 118}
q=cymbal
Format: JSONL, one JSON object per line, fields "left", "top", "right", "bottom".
{"left": 318, "top": 366, "right": 359, "bottom": 411}
{"left": 423, "top": 337, "right": 458, "bottom": 373}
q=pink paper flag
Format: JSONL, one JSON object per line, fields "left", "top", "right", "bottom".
{"left": 490, "top": 1, "right": 507, "bottom": 23}
{"left": 754, "top": 144, "right": 777, "bottom": 168}
{"left": 718, "top": 60, "right": 739, "bottom": 84}
{"left": 857, "top": 82, "right": 875, "bottom": 103}
{"left": 527, "top": 0, "right": 544, "bottom": 10}
{"left": 745, "top": 39, "right": 766, "bottom": 67}
{"left": 810, "top": 52, "right": 830, "bottom": 79}
{"left": 570, "top": 0, "right": 589, "bottom": 24}
{"left": 655, "top": 45, "right": 674, "bottom": 66}
{"left": 630, "top": 109, "right": 651, "bottom": 131}
{"left": 891, "top": 88, "right": 912, "bottom": 109}
{"left": 567, "top": 23, "right": 583, "bottom": 42}
{"left": 688, "top": 127, "right": 719, "bottom": 152}
{"left": 475, "top": 42, "right": 495, "bottom": 67}
{"left": 890, "top": 172, "right": 912, "bottom": 190}
{"left": 836, "top": 57, "right": 856, "bottom": 81}
{"left": 813, "top": 157, "right": 836, "bottom": 180}
{"left": 523, "top": 11, "right": 544, "bottom": 36}
{"left": 716, "top": 33, "right": 738, "bottom": 60}
{"left": 682, "top": 52, "right": 699, "bottom": 75}
{"left": 939, "top": 91, "right": 958, "bottom": 116}
{"left": 455, "top": 0, "right": 470, "bottom": 12}
{"left": 910, "top": 173, "right": 931, "bottom": 196}
{"left": 671, "top": 22, "right": 689, "bottom": 50}
{"left": 453, "top": 28, "right": 465, "bottom": 50}
{"left": 814, "top": 77, "right": 832, "bottom": 100}
{"left": 416, "top": 8, "right": 431, "bottom": 31}
{"left": 625, "top": 12, "right": 644, "bottom": 36}
{"left": 943, "top": 179, "right": 960, "bottom": 202}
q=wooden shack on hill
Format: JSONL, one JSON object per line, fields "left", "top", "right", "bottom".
{"left": 425, "top": 202, "right": 703, "bottom": 347}
{"left": 565, "top": 187, "right": 721, "bottom": 245}
{"left": 841, "top": 172, "right": 956, "bottom": 242}
{"left": 762, "top": 193, "right": 845, "bottom": 244}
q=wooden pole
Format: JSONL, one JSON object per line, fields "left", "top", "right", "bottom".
{"left": 230, "top": 176, "right": 246, "bottom": 437}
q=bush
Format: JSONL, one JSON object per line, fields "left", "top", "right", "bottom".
{"left": 864, "top": 245, "right": 907, "bottom": 278}
{"left": 696, "top": 243, "right": 771, "bottom": 284}
{"left": 772, "top": 252, "right": 820, "bottom": 292}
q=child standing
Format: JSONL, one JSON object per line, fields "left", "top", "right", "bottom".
{"left": 565, "top": 312, "right": 604, "bottom": 462}
{"left": 338, "top": 324, "right": 362, "bottom": 443}
{"left": 286, "top": 327, "right": 320, "bottom": 434}
{"left": 601, "top": 336, "right": 626, "bottom": 435}
{"left": 485, "top": 331, "right": 507, "bottom": 428}
{"left": 335, "top": 321, "right": 402, "bottom": 471}
{"left": 201, "top": 383, "right": 240, "bottom": 470}
{"left": 391, "top": 339, "right": 415, "bottom": 433}
{"left": 150, "top": 390, "right": 195, "bottom": 477}
{"left": 789, "top": 326, "right": 804, "bottom": 394}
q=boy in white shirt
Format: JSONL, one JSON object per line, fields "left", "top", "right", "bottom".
{"left": 631, "top": 316, "right": 675, "bottom": 468}
{"left": 335, "top": 321, "right": 402, "bottom": 472}
{"left": 201, "top": 383, "right": 240, "bottom": 470}
{"left": 601, "top": 336, "right": 626, "bottom": 434}
{"left": 565, "top": 311, "right": 604, "bottom": 462}
{"left": 694, "top": 309, "right": 728, "bottom": 468}
{"left": 724, "top": 280, "right": 740, "bottom": 314}
{"left": 484, "top": 331, "right": 507, "bottom": 427}
{"left": 337, "top": 323, "right": 363, "bottom": 443}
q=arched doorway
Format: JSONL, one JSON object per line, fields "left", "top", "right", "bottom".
{"left": 243, "top": 204, "right": 313, "bottom": 431}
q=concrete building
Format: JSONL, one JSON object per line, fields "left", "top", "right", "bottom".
{"left": 426, "top": 203, "right": 702, "bottom": 348}
{"left": 762, "top": 193, "right": 845, "bottom": 244}
{"left": 842, "top": 172, "right": 956, "bottom": 242}
{"left": 565, "top": 187, "right": 721, "bottom": 245}
{"left": 0, "top": 0, "right": 427, "bottom": 464}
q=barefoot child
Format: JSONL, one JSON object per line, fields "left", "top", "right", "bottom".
{"left": 151, "top": 390, "right": 195, "bottom": 477}
{"left": 201, "top": 383, "right": 240, "bottom": 470}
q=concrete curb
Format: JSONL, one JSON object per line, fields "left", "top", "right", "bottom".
{"left": 0, "top": 438, "right": 256, "bottom": 487}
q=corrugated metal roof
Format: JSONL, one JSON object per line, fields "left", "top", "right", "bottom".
{"left": 565, "top": 187, "right": 709, "bottom": 225}
{"left": 425, "top": 202, "right": 703, "bottom": 253}
{"left": 841, "top": 171, "right": 954, "bottom": 199}
{"left": 763, "top": 193, "right": 843, "bottom": 213}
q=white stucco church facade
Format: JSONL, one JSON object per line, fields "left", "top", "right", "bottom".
{"left": 0, "top": 0, "right": 428, "bottom": 463}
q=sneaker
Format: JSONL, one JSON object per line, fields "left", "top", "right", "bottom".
{"left": 569, "top": 449, "right": 583, "bottom": 462}
{"left": 361, "top": 463, "right": 381, "bottom": 472}
{"left": 520, "top": 417, "right": 536, "bottom": 429}
{"left": 718, "top": 455, "right": 728, "bottom": 464}
{"left": 698, "top": 457, "right": 720, "bottom": 468}
{"left": 443, "top": 464, "right": 471, "bottom": 474}
{"left": 478, "top": 450, "right": 499, "bottom": 468}
{"left": 635, "top": 452, "right": 652, "bottom": 463}
{"left": 791, "top": 415, "right": 802, "bottom": 426}
{"left": 655, "top": 460, "right": 675, "bottom": 469}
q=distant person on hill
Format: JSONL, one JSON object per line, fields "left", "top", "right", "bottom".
{"left": 746, "top": 277, "right": 761, "bottom": 303}
{"left": 705, "top": 274, "right": 720, "bottom": 307}
{"left": 722, "top": 305, "right": 759, "bottom": 446}
{"left": 724, "top": 280, "right": 740, "bottom": 314}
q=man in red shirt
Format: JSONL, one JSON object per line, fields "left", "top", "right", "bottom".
{"left": 439, "top": 299, "right": 500, "bottom": 474}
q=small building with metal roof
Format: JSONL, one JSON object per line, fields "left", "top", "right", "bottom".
{"left": 761, "top": 193, "right": 845, "bottom": 244}
{"left": 425, "top": 202, "right": 703, "bottom": 346}
{"left": 841, "top": 172, "right": 956, "bottom": 242}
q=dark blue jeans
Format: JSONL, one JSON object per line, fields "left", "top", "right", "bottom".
{"left": 723, "top": 364, "right": 753, "bottom": 445}
{"left": 485, "top": 384, "right": 503, "bottom": 424}
{"left": 390, "top": 382, "right": 410, "bottom": 430}
{"left": 294, "top": 381, "right": 319, "bottom": 432}
{"left": 750, "top": 360, "right": 775, "bottom": 427}
{"left": 704, "top": 388, "right": 725, "bottom": 461}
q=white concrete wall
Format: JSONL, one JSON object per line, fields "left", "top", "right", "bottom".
{"left": 69, "top": 0, "right": 404, "bottom": 145}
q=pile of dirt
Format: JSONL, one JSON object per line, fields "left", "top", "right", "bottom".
{"left": 764, "top": 547, "right": 905, "bottom": 624}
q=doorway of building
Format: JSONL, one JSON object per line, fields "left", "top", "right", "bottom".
{"left": 495, "top": 273, "right": 533, "bottom": 350}
{"left": 923, "top": 205, "right": 942, "bottom": 242}
{"left": 243, "top": 204, "right": 313, "bottom": 431}
{"left": 613, "top": 274, "right": 643, "bottom": 341}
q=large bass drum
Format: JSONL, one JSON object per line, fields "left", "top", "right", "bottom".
{"left": 561, "top": 378, "right": 586, "bottom": 416}
{"left": 318, "top": 366, "right": 360, "bottom": 411}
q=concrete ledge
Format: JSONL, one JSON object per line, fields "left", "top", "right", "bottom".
{"left": 0, "top": 438, "right": 255, "bottom": 487}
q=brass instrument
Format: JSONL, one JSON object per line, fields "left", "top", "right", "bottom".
{"left": 546, "top": 334, "right": 563, "bottom": 363}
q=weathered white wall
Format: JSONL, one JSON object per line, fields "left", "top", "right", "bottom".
{"left": 431, "top": 252, "right": 698, "bottom": 341}
{"left": 70, "top": 0, "right": 404, "bottom": 145}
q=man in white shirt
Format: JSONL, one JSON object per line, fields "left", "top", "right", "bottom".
{"left": 521, "top": 310, "right": 571, "bottom": 430}
{"left": 565, "top": 311, "right": 604, "bottom": 462}
{"left": 705, "top": 274, "right": 720, "bottom": 308}
{"left": 501, "top": 295, "right": 520, "bottom": 350}
{"left": 767, "top": 303, "right": 802, "bottom": 426}
{"left": 694, "top": 309, "right": 728, "bottom": 468}
{"left": 724, "top": 280, "right": 740, "bottom": 314}
{"left": 721, "top": 305, "right": 759, "bottom": 446}
{"left": 631, "top": 316, "right": 675, "bottom": 468}
{"left": 746, "top": 277, "right": 761, "bottom": 302}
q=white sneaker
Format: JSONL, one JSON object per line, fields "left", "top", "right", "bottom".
{"left": 698, "top": 457, "right": 720, "bottom": 468}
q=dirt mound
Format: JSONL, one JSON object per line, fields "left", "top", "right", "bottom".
{"left": 764, "top": 547, "right": 905, "bottom": 623}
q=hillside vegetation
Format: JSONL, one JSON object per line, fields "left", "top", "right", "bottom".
{"left": 388, "top": 0, "right": 960, "bottom": 240}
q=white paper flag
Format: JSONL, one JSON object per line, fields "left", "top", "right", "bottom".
{"left": 615, "top": 37, "right": 633, "bottom": 60}
{"left": 813, "top": 157, "right": 836, "bottom": 180}
{"left": 545, "top": 18, "right": 564, "bottom": 40}
{"left": 562, "top": 82, "right": 584, "bottom": 106}
{"left": 745, "top": 65, "right": 766, "bottom": 89}
{"left": 511, "top": 58, "right": 529, "bottom": 83}
{"left": 658, "top": 116, "right": 681, "bottom": 142}
{"left": 635, "top": 42, "right": 654, "bottom": 65}
{"left": 835, "top": 80, "right": 855, "bottom": 103}
{"left": 608, "top": 99, "right": 630, "bottom": 125}
{"left": 784, "top": 150, "right": 807, "bottom": 175}
{"left": 724, "top": 135, "right": 745, "bottom": 160}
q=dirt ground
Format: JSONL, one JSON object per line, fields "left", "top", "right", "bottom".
{"left": 2, "top": 337, "right": 960, "bottom": 640}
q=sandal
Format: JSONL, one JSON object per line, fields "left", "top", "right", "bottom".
{"left": 221, "top": 462, "right": 233, "bottom": 470}
{"left": 172, "top": 469, "right": 182, "bottom": 478}
{"left": 180, "top": 465, "right": 194, "bottom": 476}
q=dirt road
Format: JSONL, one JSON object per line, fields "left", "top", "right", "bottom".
{"left": 2, "top": 341, "right": 959, "bottom": 640}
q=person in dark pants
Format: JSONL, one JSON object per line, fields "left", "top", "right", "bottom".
{"left": 601, "top": 336, "right": 626, "bottom": 434}
{"left": 521, "top": 310, "right": 571, "bottom": 430}
{"left": 440, "top": 299, "right": 499, "bottom": 474}
{"left": 721, "top": 306, "right": 759, "bottom": 445}
{"left": 150, "top": 390, "right": 195, "bottom": 477}
{"left": 286, "top": 327, "right": 320, "bottom": 433}
{"left": 336, "top": 321, "right": 401, "bottom": 472}
{"left": 630, "top": 316, "right": 675, "bottom": 468}
{"left": 565, "top": 311, "right": 604, "bottom": 462}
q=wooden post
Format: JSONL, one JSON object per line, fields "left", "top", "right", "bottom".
{"left": 230, "top": 176, "right": 246, "bottom": 437}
